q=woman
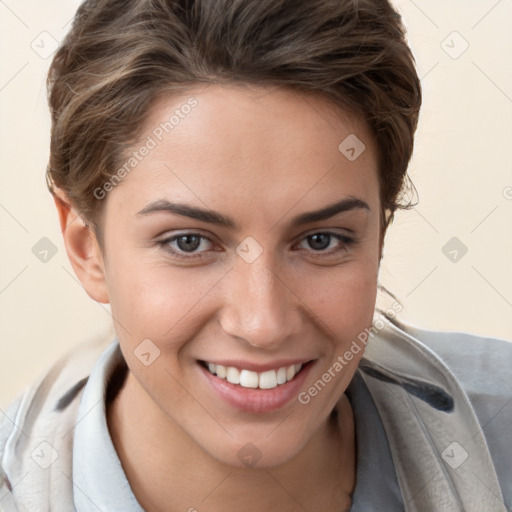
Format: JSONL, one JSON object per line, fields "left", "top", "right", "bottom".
{"left": 0, "top": 0, "right": 510, "bottom": 510}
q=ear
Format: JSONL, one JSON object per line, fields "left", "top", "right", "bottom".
{"left": 52, "top": 188, "right": 110, "bottom": 304}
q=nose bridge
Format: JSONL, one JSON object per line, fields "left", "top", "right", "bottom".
{"left": 220, "top": 251, "right": 301, "bottom": 349}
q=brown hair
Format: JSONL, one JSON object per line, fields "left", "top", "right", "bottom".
{"left": 46, "top": 0, "right": 421, "bottom": 240}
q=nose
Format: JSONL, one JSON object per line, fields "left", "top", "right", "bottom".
{"left": 219, "top": 251, "right": 304, "bottom": 351}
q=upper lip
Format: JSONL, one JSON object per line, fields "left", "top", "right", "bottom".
{"left": 200, "top": 358, "right": 314, "bottom": 372}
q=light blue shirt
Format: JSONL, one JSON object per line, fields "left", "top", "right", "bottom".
{"left": 73, "top": 341, "right": 144, "bottom": 511}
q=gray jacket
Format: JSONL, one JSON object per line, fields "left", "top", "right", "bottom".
{"left": 1, "top": 316, "right": 511, "bottom": 511}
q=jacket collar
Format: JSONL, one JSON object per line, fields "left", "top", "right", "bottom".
{"left": 360, "top": 315, "right": 506, "bottom": 512}
{"left": 1, "top": 337, "right": 108, "bottom": 511}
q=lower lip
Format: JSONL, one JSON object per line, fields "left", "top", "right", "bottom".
{"left": 199, "top": 362, "right": 314, "bottom": 414}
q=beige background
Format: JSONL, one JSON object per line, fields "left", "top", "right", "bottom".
{"left": 1, "top": 0, "right": 511, "bottom": 408}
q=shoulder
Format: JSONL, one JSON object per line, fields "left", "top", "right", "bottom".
{"left": 0, "top": 336, "right": 113, "bottom": 504}
{"left": 395, "top": 319, "right": 512, "bottom": 396}
{"left": 393, "top": 318, "right": 512, "bottom": 502}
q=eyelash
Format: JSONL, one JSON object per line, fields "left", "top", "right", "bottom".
{"left": 157, "top": 231, "right": 356, "bottom": 260}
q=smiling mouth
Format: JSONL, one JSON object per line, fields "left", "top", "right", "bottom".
{"left": 200, "top": 361, "right": 309, "bottom": 390}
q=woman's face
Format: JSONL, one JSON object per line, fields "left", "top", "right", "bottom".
{"left": 99, "top": 84, "right": 382, "bottom": 467}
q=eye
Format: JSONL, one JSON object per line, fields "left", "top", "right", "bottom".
{"left": 157, "top": 230, "right": 356, "bottom": 260}
{"left": 158, "top": 232, "right": 214, "bottom": 258}
{"left": 296, "top": 232, "right": 355, "bottom": 255}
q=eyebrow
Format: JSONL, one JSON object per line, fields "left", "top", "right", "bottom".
{"left": 136, "top": 196, "right": 370, "bottom": 229}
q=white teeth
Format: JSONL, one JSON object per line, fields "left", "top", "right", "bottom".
{"left": 216, "top": 364, "right": 227, "bottom": 379}
{"left": 239, "top": 370, "right": 259, "bottom": 388}
{"left": 226, "top": 366, "right": 240, "bottom": 385}
{"left": 205, "top": 362, "right": 303, "bottom": 389}
{"left": 276, "top": 367, "right": 287, "bottom": 385}
{"left": 259, "top": 370, "right": 278, "bottom": 389}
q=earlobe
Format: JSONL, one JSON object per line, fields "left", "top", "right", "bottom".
{"left": 52, "top": 189, "right": 110, "bottom": 304}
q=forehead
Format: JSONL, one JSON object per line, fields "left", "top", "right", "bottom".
{"left": 141, "top": 83, "right": 375, "bottom": 162}
{"left": 106, "top": 83, "right": 380, "bottom": 222}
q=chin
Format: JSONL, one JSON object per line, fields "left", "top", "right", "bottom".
{"left": 194, "top": 411, "right": 324, "bottom": 471}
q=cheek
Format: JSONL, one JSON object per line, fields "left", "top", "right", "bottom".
{"left": 291, "top": 263, "right": 378, "bottom": 428}
{"left": 105, "top": 254, "right": 223, "bottom": 349}
{"left": 300, "top": 257, "right": 379, "bottom": 339}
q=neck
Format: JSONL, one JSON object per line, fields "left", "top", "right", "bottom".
{"left": 107, "top": 370, "right": 355, "bottom": 512}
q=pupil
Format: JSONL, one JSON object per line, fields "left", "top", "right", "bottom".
{"left": 177, "top": 235, "right": 200, "bottom": 252}
{"left": 309, "top": 233, "right": 330, "bottom": 250}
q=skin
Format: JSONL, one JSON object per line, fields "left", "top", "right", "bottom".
{"left": 54, "top": 83, "right": 383, "bottom": 511}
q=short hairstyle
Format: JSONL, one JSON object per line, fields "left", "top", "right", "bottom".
{"left": 46, "top": 0, "right": 421, "bottom": 238}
